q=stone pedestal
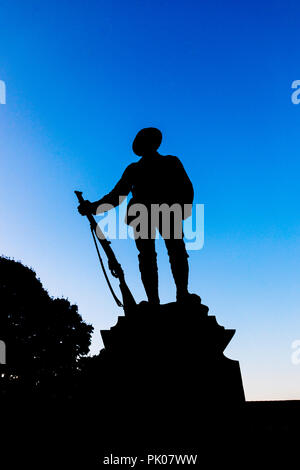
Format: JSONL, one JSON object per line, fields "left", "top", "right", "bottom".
{"left": 98, "top": 295, "right": 245, "bottom": 449}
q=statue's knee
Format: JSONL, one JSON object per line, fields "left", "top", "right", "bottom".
{"left": 166, "top": 241, "right": 189, "bottom": 260}
{"left": 138, "top": 250, "right": 157, "bottom": 269}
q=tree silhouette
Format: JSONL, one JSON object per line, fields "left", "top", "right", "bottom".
{"left": 0, "top": 256, "right": 93, "bottom": 396}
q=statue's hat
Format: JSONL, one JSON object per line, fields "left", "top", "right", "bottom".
{"left": 132, "top": 127, "right": 162, "bottom": 156}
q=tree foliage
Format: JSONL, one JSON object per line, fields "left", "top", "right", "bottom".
{"left": 0, "top": 256, "right": 93, "bottom": 393}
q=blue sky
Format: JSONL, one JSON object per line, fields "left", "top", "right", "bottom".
{"left": 1, "top": 0, "right": 300, "bottom": 400}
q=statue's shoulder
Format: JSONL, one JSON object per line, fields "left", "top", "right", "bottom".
{"left": 164, "top": 155, "right": 183, "bottom": 167}
{"left": 123, "top": 161, "right": 139, "bottom": 177}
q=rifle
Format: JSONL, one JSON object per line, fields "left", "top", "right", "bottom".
{"left": 75, "top": 191, "right": 136, "bottom": 315}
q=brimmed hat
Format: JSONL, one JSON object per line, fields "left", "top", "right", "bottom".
{"left": 132, "top": 127, "right": 162, "bottom": 156}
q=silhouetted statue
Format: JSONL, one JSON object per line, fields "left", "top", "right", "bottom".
{"left": 78, "top": 128, "right": 194, "bottom": 304}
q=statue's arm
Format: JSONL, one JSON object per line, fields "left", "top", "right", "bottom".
{"left": 174, "top": 157, "right": 194, "bottom": 203}
{"left": 92, "top": 165, "right": 133, "bottom": 214}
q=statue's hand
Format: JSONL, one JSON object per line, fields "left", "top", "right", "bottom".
{"left": 77, "top": 200, "right": 94, "bottom": 216}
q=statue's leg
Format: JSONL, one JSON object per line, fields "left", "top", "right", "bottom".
{"left": 135, "top": 237, "right": 160, "bottom": 304}
{"left": 164, "top": 233, "right": 190, "bottom": 302}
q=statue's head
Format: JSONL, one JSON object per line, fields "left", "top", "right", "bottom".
{"left": 132, "top": 128, "right": 162, "bottom": 157}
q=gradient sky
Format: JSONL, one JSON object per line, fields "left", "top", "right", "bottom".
{"left": 1, "top": 0, "right": 300, "bottom": 400}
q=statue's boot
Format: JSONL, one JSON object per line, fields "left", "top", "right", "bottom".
{"left": 168, "top": 247, "right": 191, "bottom": 303}
{"left": 138, "top": 252, "right": 160, "bottom": 305}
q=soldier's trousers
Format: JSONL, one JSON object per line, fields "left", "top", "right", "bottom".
{"left": 134, "top": 224, "right": 189, "bottom": 303}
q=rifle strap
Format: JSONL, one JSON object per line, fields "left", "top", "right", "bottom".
{"left": 90, "top": 225, "right": 123, "bottom": 308}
